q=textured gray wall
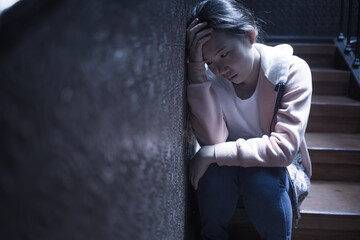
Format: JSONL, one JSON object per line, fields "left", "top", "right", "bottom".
{"left": 0, "top": 0, "right": 197, "bottom": 239}
{"left": 243, "top": 0, "right": 354, "bottom": 38}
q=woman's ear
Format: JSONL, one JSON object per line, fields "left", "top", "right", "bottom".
{"left": 246, "top": 28, "right": 256, "bottom": 45}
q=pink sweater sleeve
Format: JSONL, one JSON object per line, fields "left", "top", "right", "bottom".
{"left": 214, "top": 57, "right": 312, "bottom": 168}
{"left": 187, "top": 62, "right": 229, "bottom": 146}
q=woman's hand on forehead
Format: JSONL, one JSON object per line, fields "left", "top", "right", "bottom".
{"left": 186, "top": 18, "right": 213, "bottom": 63}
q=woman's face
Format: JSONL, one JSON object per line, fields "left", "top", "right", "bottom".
{"left": 202, "top": 30, "right": 256, "bottom": 85}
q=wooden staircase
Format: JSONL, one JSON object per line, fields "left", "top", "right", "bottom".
{"left": 228, "top": 43, "right": 360, "bottom": 239}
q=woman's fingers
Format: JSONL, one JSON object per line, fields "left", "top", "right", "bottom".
{"left": 193, "top": 27, "right": 213, "bottom": 43}
{"left": 188, "top": 34, "right": 211, "bottom": 62}
{"left": 186, "top": 18, "right": 202, "bottom": 40}
{"left": 188, "top": 29, "right": 211, "bottom": 52}
{"left": 187, "top": 20, "right": 208, "bottom": 43}
{"left": 186, "top": 19, "right": 213, "bottom": 62}
{"left": 187, "top": 22, "right": 209, "bottom": 43}
{"left": 187, "top": 18, "right": 200, "bottom": 31}
{"left": 187, "top": 29, "right": 212, "bottom": 62}
{"left": 189, "top": 21, "right": 208, "bottom": 35}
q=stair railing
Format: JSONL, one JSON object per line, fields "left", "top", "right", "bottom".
{"left": 354, "top": 0, "right": 360, "bottom": 67}
{"left": 338, "top": 0, "right": 345, "bottom": 41}
{"left": 339, "top": 0, "right": 360, "bottom": 68}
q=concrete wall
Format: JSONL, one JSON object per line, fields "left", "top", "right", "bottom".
{"left": 0, "top": 0, "right": 197, "bottom": 239}
{"left": 244, "top": 0, "right": 348, "bottom": 39}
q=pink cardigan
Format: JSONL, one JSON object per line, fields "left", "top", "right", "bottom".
{"left": 187, "top": 44, "right": 313, "bottom": 177}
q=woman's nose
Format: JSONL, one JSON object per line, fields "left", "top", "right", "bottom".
{"left": 217, "top": 63, "right": 229, "bottom": 75}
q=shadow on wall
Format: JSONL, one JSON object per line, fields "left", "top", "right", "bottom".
{"left": 0, "top": 0, "right": 199, "bottom": 239}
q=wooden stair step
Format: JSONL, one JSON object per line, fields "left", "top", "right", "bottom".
{"left": 305, "top": 132, "right": 360, "bottom": 181}
{"left": 229, "top": 181, "right": 360, "bottom": 240}
{"left": 307, "top": 95, "right": 360, "bottom": 133}
{"left": 311, "top": 68, "right": 350, "bottom": 96}
{"left": 306, "top": 132, "right": 360, "bottom": 153}
{"left": 311, "top": 95, "right": 360, "bottom": 108}
{"left": 267, "top": 43, "right": 337, "bottom": 68}
{"left": 300, "top": 180, "right": 360, "bottom": 216}
{"left": 291, "top": 44, "right": 337, "bottom": 68}
{"left": 291, "top": 43, "right": 337, "bottom": 55}
{"left": 292, "top": 180, "right": 360, "bottom": 240}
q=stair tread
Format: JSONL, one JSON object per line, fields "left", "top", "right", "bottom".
{"left": 305, "top": 132, "right": 360, "bottom": 151}
{"left": 312, "top": 95, "right": 360, "bottom": 106}
{"left": 301, "top": 180, "right": 360, "bottom": 216}
{"left": 311, "top": 67, "right": 350, "bottom": 73}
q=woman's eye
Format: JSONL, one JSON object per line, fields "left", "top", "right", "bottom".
{"left": 221, "top": 52, "right": 228, "bottom": 58}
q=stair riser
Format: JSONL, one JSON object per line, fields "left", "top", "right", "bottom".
{"left": 292, "top": 44, "right": 336, "bottom": 68}
{"left": 312, "top": 81, "right": 349, "bottom": 96}
{"left": 310, "top": 104, "right": 360, "bottom": 118}
{"left": 298, "top": 54, "right": 335, "bottom": 68}
{"left": 312, "top": 71, "right": 350, "bottom": 83}
{"left": 295, "top": 213, "right": 360, "bottom": 231}
{"left": 308, "top": 149, "right": 360, "bottom": 165}
{"left": 307, "top": 117, "right": 360, "bottom": 133}
{"left": 292, "top": 45, "right": 337, "bottom": 55}
{"left": 292, "top": 213, "right": 360, "bottom": 239}
{"left": 292, "top": 230, "right": 360, "bottom": 240}
{"left": 308, "top": 103, "right": 360, "bottom": 132}
{"left": 311, "top": 163, "right": 360, "bottom": 181}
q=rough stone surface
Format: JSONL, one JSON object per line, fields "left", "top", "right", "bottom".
{"left": 244, "top": 0, "right": 355, "bottom": 38}
{"left": 0, "top": 0, "right": 197, "bottom": 239}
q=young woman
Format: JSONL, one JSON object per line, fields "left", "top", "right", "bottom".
{"left": 186, "top": 0, "right": 312, "bottom": 239}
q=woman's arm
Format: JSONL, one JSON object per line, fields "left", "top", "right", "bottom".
{"left": 187, "top": 64, "right": 229, "bottom": 146}
{"left": 186, "top": 19, "right": 229, "bottom": 146}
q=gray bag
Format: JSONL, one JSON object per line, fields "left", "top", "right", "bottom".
{"left": 285, "top": 151, "right": 311, "bottom": 226}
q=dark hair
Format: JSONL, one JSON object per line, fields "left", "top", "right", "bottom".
{"left": 188, "top": 0, "right": 262, "bottom": 42}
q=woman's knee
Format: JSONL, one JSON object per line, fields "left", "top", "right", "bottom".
{"left": 198, "top": 163, "right": 239, "bottom": 193}
{"left": 240, "top": 167, "right": 288, "bottom": 197}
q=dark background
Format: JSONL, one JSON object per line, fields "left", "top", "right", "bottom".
{"left": 245, "top": 0, "right": 343, "bottom": 39}
{"left": 0, "top": 0, "right": 348, "bottom": 239}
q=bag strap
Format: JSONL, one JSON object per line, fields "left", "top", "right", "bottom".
{"left": 269, "top": 82, "right": 286, "bottom": 134}
{"left": 270, "top": 82, "right": 305, "bottom": 227}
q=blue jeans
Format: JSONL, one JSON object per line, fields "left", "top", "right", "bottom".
{"left": 197, "top": 163, "right": 293, "bottom": 240}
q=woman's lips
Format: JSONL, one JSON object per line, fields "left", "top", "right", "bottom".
{"left": 228, "top": 74, "right": 238, "bottom": 82}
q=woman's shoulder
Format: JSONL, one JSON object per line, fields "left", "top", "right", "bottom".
{"left": 255, "top": 43, "right": 293, "bottom": 56}
{"left": 255, "top": 43, "right": 310, "bottom": 85}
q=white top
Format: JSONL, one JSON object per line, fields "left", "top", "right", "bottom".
{"left": 227, "top": 80, "right": 263, "bottom": 140}
{"left": 207, "top": 69, "right": 265, "bottom": 141}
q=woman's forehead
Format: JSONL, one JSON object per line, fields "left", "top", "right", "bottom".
{"left": 202, "top": 30, "right": 241, "bottom": 59}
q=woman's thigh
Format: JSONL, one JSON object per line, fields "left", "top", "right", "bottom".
{"left": 238, "top": 167, "right": 292, "bottom": 239}
{"left": 197, "top": 163, "right": 241, "bottom": 228}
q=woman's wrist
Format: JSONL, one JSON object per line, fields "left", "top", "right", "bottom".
{"left": 201, "top": 145, "right": 216, "bottom": 165}
{"left": 188, "top": 62, "right": 208, "bottom": 84}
